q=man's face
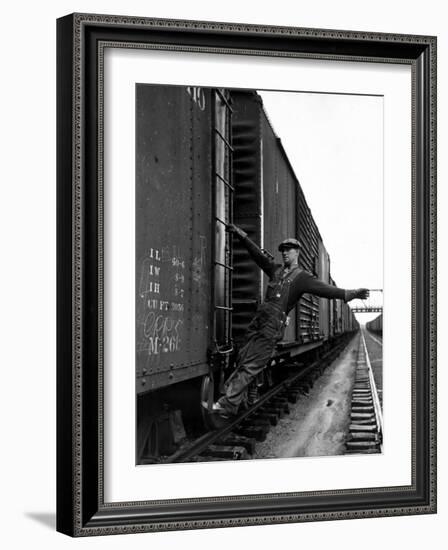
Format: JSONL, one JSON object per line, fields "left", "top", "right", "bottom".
{"left": 281, "top": 247, "right": 300, "bottom": 267}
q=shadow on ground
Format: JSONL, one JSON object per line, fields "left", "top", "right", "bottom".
{"left": 25, "top": 512, "right": 56, "bottom": 530}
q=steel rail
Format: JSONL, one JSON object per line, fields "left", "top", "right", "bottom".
{"left": 360, "top": 329, "right": 383, "bottom": 450}
{"left": 165, "top": 341, "right": 347, "bottom": 463}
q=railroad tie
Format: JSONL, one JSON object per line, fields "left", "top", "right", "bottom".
{"left": 215, "top": 434, "right": 257, "bottom": 455}
{"left": 253, "top": 412, "right": 279, "bottom": 426}
{"left": 261, "top": 406, "right": 284, "bottom": 419}
{"left": 270, "top": 398, "right": 290, "bottom": 414}
{"left": 345, "top": 337, "right": 382, "bottom": 454}
{"left": 234, "top": 425, "right": 268, "bottom": 442}
{"left": 285, "top": 390, "right": 300, "bottom": 404}
{"left": 199, "top": 445, "right": 249, "bottom": 460}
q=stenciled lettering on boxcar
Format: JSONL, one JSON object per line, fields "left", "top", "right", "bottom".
{"left": 143, "top": 313, "right": 183, "bottom": 355}
{"left": 192, "top": 235, "right": 207, "bottom": 286}
{"left": 186, "top": 86, "right": 206, "bottom": 111}
{"left": 138, "top": 246, "right": 186, "bottom": 358}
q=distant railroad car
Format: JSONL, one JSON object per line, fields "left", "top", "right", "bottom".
{"left": 366, "top": 313, "right": 383, "bottom": 335}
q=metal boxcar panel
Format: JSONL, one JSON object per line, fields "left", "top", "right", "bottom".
{"left": 342, "top": 303, "right": 348, "bottom": 332}
{"left": 329, "top": 276, "right": 335, "bottom": 338}
{"left": 367, "top": 313, "right": 383, "bottom": 333}
{"left": 136, "top": 85, "right": 213, "bottom": 393}
{"left": 296, "top": 189, "right": 321, "bottom": 343}
{"left": 260, "top": 112, "right": 298, "bottom": 343}
{"left": 334, "top": 296, "right": 343, "bottom": 334}
{"left": 318, "top": 242, "right": 331, "bottom": 340}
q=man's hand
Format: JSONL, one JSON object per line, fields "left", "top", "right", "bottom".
{"left": 227, "top": 223, "right": 248, "bottom": 239}
{"left": 345, "top": 288, "right": 370, "bottom": 302}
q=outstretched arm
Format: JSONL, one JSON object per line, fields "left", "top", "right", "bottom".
{"left": 228, "top": 224, "right": 276, "bottom": 277}
{"left": 301, "top": 272, "right": 369, "bottom": 302}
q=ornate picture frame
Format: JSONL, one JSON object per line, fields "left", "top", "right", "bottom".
{"left": 57, "top": 13, "right": 436, "bottom": 536}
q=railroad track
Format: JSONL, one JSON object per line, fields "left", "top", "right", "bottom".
{"left": 345, "top": 331, "right": 383, "bottom": 454}
{"left": 147, "top": 336, "right": 355, "bottom": 464}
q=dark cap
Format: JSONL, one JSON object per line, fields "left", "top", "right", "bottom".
{"left": 278, "top": 238, "right": 301, "bottom": 251}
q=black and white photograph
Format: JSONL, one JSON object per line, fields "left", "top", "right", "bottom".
{"left": 135, "top": 83, "right": 383, "bottom": 465}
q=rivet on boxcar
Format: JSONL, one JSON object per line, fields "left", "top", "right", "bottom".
{"left": 141, "top": 379, "right": 146, "bottom": 386}
{"left": 142, "top": 368, "right": 147, "bottom": 375}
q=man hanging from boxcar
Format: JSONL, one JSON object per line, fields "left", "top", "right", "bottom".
{"left": 203, "top": 223, "right": 369, "bottom": 419}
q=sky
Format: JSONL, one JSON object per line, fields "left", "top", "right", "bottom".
{"left": 258, "top": 90, "right": 383, "bottom": 323}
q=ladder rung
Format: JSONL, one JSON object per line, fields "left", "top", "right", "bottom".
{"left": 214, "top": 260, "right": 233, "bottom": 271}
{"left": 214, "top": 128, "right": 234, "bottom": 152}
{"left": 215, "top": 305, "right": 233, "bottom": 311}
{"left": 215, "top": 172, "right": 235, "bottom": 191}
{"left": 215, "top": 216, "right": 230, "bottom": 227}
{"left": 216, "top": 89, "right": 234, "bottom": 112}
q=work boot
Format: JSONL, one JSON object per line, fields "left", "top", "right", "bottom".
{"left": 201, "top": 400, "right": 231, "bottom": 419}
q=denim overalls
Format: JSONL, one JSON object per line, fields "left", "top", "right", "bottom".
{"left": 251, "top": 265, "right": 301, "bottom": 341}
{"left": 218, "top": 266, "right": 301, "bottom": 415}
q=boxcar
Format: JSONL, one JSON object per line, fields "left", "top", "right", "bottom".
{"left": 366, "top": 313, "right": 383, "bottom": 335}
{"left": 136, "top": 85, "right": 233, "bottom": 396}
{"left": 231, "top": 90, "right": 354, "bottom": 355}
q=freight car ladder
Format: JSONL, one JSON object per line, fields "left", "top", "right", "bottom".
{"left": 212, "top": 89, "right": 234, "bottom": 357}
{"left": 231, "top": 92, "right": 263, "bottom": 345}
{"left": 203, "top": 89, "right": 235, "bottom": 421}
